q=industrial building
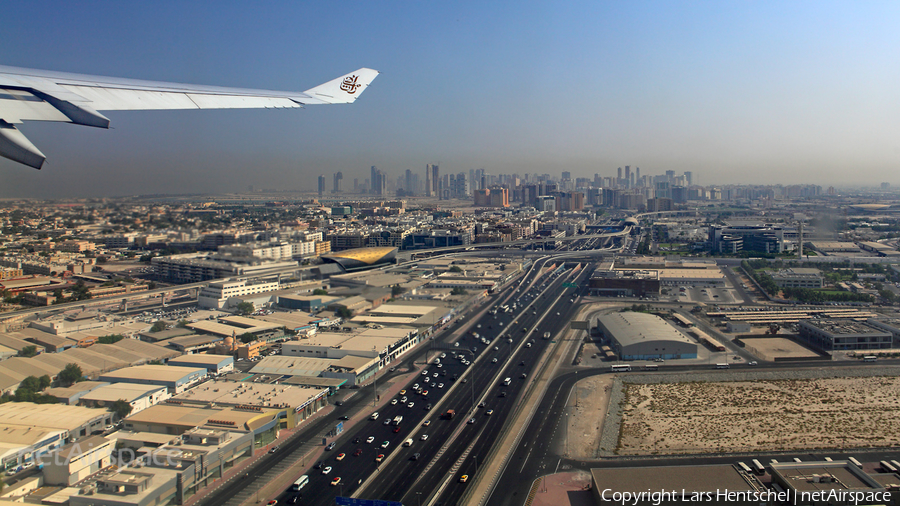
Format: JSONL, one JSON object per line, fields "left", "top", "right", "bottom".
{"left": 97, "top": 364, "right": 207, "bottom": 394}
{"left": 77, "top": 382, "right": 170, "bottom": 415}
{"left": 0, "top": 402, "right": 114, "bottom": 472}
{"left": 596, "top": 312, "right": 697, "bottom": 361}
{"left": 798, "top": 318, "right": 893, "bottom": 352}
{"left": 167, "top": 354, "right": 234, "bottom": 374}
{"left": 769, "top": 460, "right": 889, "bottom": 505}
{"left": 319, "top": 246, "right": 398, "bottom": 272}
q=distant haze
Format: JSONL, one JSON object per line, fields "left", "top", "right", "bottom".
{"left": 2, "top": 1, "right": 899, "bottom": 198}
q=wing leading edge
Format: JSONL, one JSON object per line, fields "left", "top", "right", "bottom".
{"left": 0, "top": 65, "right": 379, "bottom": 169}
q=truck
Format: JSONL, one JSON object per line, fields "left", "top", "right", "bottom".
{"left": 503, "top": 377, "right": 512, "bottom": 386}
{"left": 443, "top": 409, "right": 456, "bottom": 419}
{"left": 392, "top": 416, "right": 403, "bottom": 426}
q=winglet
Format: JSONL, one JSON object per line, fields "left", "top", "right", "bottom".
{"left": 302, "top": 68, "right": 379, "bottom": 104}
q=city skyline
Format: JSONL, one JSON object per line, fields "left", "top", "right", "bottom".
{"left": 3, "top": 1, "right": 900, "bottom": 198}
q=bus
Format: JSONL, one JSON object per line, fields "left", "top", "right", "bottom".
{"left": 643, "top": 364, "right": 659, "bottom": 371}
{"left": 751, "top": 459, "right": 765, "bottom": 475}
{"left": 881, "top": 461, "right": 897, "bottom": 473}
{"left": 737, "top": 462, "right": 752, "bottom": 474}
{"left": 611, "top": 364, "right": 632, "bottom": 372}
{"left": 292, "top": 475, "right": 309, "bottom": 491}
{"left": 715, "top": 363, "right": 730, "bottom": 369}
{"left": 863, "top": 356, "right": 877, "bottom": 362}
{"left": 849, "top": 457, "right": 862, "bottom": 469}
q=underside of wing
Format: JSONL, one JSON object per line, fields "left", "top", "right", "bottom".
{"left": 0, "top": 65, "right": 379, "bottom": 169}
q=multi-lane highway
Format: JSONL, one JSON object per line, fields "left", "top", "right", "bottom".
{"left": 255, "top": 256, "right": 591, "bottom": 506}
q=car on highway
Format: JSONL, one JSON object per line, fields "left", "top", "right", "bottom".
{"left": 353, "top": 448, "right": 363, "bottom": 456}
{"left": 400, "top": 396, "right": 407, "bottom": 403}
{"left": 353, "top": 437, "right": 360, "bottom": 444}
{"left": 269, "top": 446, "right": 279, "bottom": 453}
{"left": 331, "top": 477, "right": 341, "bottom": 486}
{"left": 438, "top": 383, "right": 444, "bottom": 389}
{"left": 407, "top": 402, "right": 415, "bottom": 408}
{"left": 411, "top": 453, "right": 420, "bottom": 461}
{"left": 422, "top": 390, "right": 429, "bottom": 396}
{"left": 366, "top": 436, "right": 375, "bottom": 443}
{"left": 393, "top": 426, "right": 401, "bottom": 433}
{"left": 383, "top": 419, "right": 392, "bottom": 425}
{"left": 322, "top": 466, "right": 332, "bottom": 475}
{"left": 381, "top": 441, "right": 390, "bottom": 449}
{"left": 400, "top": 389, "right": 406, "bottom": 395}
{"left": 467, "top": 418, "right": 475, "bottom": 424}
{"left": 326, "top": 442, "right": 336, "bottom": 451}
{"left": 420, "top": 434, "right": 429, "bottom": 441}
{"left": 460, "top": 475, "right": 469, "bottom": 483}
{"left": 748, "top": 361, "right": 758, "bottom": 366}
{"left": 375, "top": 454, "right": 385, "bottom": 462}
{"left": 267, "top": 500, "right": 277, "bottom": 505}
{"left": 338, "top": 415, "right": 349, "bottom": 420}
{"left": 422, "top": 420, "right": 431, "bottom": 427}
{"left": 336, "top": 453, "right": 346, "bottom": 461}
{"left": 486, "top": 409, "right": 494, "bottom": 415}
{"left": 391, "top": 399, "right": 398, "bottom": 405}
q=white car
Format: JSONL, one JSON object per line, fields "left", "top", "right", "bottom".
{"left": 407, "top": 402, "right": 415, "bottom": 408}
{"left": 322, "top": 466, "right": 332, "bottom": 475}
{"left": 391, "top": 399, "right": 398, "bottom": 405}
{"left": 366, "top": 436, "right": 375, "bottom": 444}
{"left": 438, "top": 383, "right": 444, "bottom": 389}
{"left": 420, "top": 434, "right": 429, "bottom": 441}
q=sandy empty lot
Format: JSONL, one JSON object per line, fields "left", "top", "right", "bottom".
{"left": 617, "top": 376, "right": 900, "bottom": 455}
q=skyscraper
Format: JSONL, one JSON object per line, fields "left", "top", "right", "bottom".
{"left": 426, "top": 164, "right": 439, "bottom": 197}
{"left": 333, "top": 171, "right": 343, "bottom": 193}
{"left": 561, "top": 171, "right": 571, "bottom": 180}
{"left": 370, "top": 166, "right": 385, "bottom": 196}
{"left": 683, "top": 171, "right": 693, "bottom": 186}
{"left": 317, "top": 175, "right": 325, "bottom": 197}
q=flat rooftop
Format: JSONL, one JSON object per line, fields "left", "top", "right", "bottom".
{"left": 770, "top": 461, "right": 880, "bottom": 492}
{"left": 99, "top": 364, "right": 206, "bottom": 383}
{"left": 171, "top": 379, "right": 325, "bottom": 408}
{"left": 250, "top": 356, "right": 333, "bottom": 376}
{"left": 168, "top": 355, "right": 233, "bottom": 366}
{"left": 80, "top": 383, "right": 167, "bottom": 403}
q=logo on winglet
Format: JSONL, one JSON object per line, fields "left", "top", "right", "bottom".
{"left": 340, "top": 75, "right": 361, "bottom": 94}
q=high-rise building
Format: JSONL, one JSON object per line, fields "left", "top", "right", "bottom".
{"left": 561, "top": 171, "right": 571, "bottom": 180}
{"left": 624, "top": 166, "right": 631, "bottom": 185}
{"left": 317, "top": 175, "right": 326, "bottom": 197}
{"left": 683, "top": 171, "right": 693, "bottom": 186}
{"left": 404, "top": 169, "right": 416, "bottom": 195}
{"left": 430, "top": 164, "right": 440, "bottom": 197}
{"left": 332, "top": 171, "right": 343, "bottom": 193}
{"left": 369, "top": 166, "right": 386, "bottom": 196}
{"left": 617, "top": 167, "right": 623, "bottom": 181}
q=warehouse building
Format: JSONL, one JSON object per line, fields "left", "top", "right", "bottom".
{"left": 98, "top": 364, "right": 207, "bottom": 394}
{"left": 0, "top": 402, "right": 113, "bottom": 472}
{"left": 167, "top": 354, "right": 234, "bottom": 375}
{"left": 77, "top": 383, "right": 170, "bottom": 415}
{"left": 596, "top": 312, "right": 697, "bottom": 361}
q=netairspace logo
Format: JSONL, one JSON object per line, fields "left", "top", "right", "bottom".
{"left": 600, "top": 488, "right": 893, "bottom": 506}
{"left": 22, "top": 445, "right": 184, "bottom": 472}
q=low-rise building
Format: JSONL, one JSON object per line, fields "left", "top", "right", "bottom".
{"left": 772, "top": 267, "right": 824, "bottom": 289}
{"left": 97, "top": 365, "right": 207, "bottom": 394}
{"left": 167, "top": 354, "right": 234, "bottom": 374}
{"left": 78, "top": 383, "right": 171, "bottom": 415}
{"left": 798, "top": 318, "right": 892, "bottom": 352}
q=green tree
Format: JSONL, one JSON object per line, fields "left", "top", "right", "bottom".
{"left": 18, "top": 345, "right": 38, "bottom": 358}
{"left": 391, "top": 285, "right": 405, "bottom": 297}
{"left": 448, "top": 266, "right": 463, "bottom": 273}
{"left": 336, "top": 307, "right": 352, "bottom": 319}
{"left": 176, "top": 319, "right": 189, "bottom": 328}
{"left": 39, "top": 375, "right": 51, "bottom": 390}
{"left": 238, "top": 332, "right": 256, "bottom": 344}
{"left": 450, "top": 287, "right": 468, "bottom": 295}
{"left": 58, "top": 363, "right": 84, "bottom": 387}
{"left": 150, "top": 320, "right": 167, "bottom": 332}
{"left": 236, "top": 302, "right": 255, "bottom": 315}
{"left": 98, "top": 334, "right": 125, "bottom": 344}
{"left": 111, "top": 399, "right": 133, "bottom": 420}
{"left": 313, "top": 288, "right": 328, "bottom": 295}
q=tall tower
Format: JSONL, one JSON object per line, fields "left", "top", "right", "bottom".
{"left": 427, "top": 164, "right": 440, "bottom": 197}
{"left": 683, "top": 171, "right": 693, "bottom": 186}
{"left": 798, "top": 222, "right": 804, "bottom": 258}
{"left": 317, "top": 175, "right": 325, "bottom": 197}
{"left": 332, "top": 171, "right": 343, "bottom": 193}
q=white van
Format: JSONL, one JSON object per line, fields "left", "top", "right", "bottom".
{"left": 370, "top": 412, "right": 379, "bottom": 420}
{"left": 403, "top": 438, "right": 413, "bottom": 447}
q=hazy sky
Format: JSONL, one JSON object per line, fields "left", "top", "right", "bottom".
{"left": 2, "top": 1, "right": 899, "bottom": 198}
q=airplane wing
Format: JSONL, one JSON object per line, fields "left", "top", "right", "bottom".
{"left": 0, "top": 65, "right": 379, "bottom": 169}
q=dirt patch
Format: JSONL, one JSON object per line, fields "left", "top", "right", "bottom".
{"left": 566, "top": 375, "right": 615, "bottom": 459}
{"left": 741, "top": 336, "right": 820, "bottom": 360}
{"left": 616, "top": 376, "right": 900, "bottom": 455}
